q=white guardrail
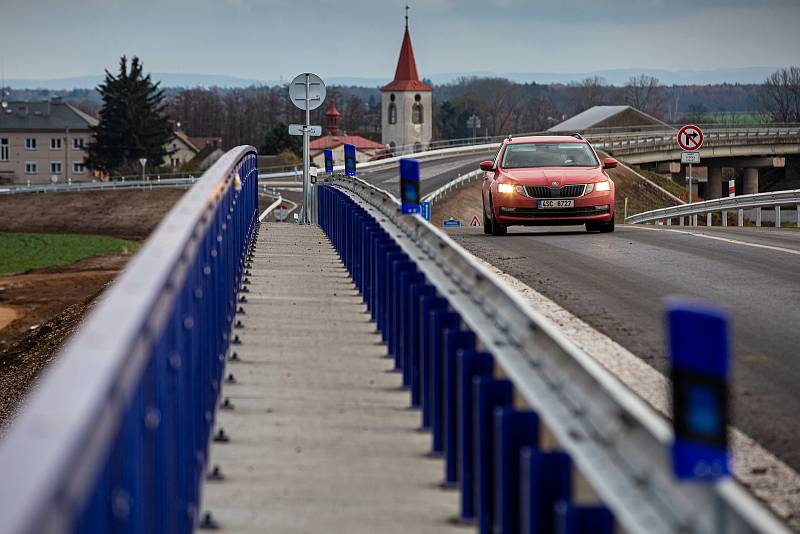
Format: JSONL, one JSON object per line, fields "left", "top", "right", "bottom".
{"left": 626, "top": 189, "right": 800, "bottom": 227}
{"left": 0, "top": 177, "right": 198, "bottom": 195}
{"left": 421, "top": 169, "right": 483, "bottom": 205}
{"left": 329, "top": 174, "right": 790, "bottom": 534}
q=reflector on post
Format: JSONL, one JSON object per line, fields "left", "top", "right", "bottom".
{"left": 667, "top": 298, "right": 731, "bottom": 481}
{"left": 324, "top": 149, "right": 333, "bottom": 173}
{"left": 344, "top": 144, "right": 356, "bottom": 177}
{"left": 400, "top": 158, "right": 421, "bottom": 215}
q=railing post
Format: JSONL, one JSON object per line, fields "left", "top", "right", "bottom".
{"left": 775, "top": 206, "right": 781, "bottom": 228}
{"left": 444, "top": 329, "right": 476, "bottom": 486}
{"left": 722, "top": 210, "right": 728, "bottom": 227}
{"left": 520, "top": 448, "right": 572, "bottom": 534}
{"left": 493, "top": 408, "right": 539, "bottom": 534}
{"left": 738, "top": 209, "right": 743, "bottom": 226}
{"left": 756, "top": 207, "right": 762, "bottom": 227}
{"left": 706, "top": 212, "right": 712, "bottom": 226}
{"left": 431, "top": 311, "right": 461, "bottom": 455}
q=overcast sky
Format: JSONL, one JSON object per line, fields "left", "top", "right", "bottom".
{"left": 2, "top": 0, "right": 799, "bottom": 81}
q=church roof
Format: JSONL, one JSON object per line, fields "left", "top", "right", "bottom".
{"left": 381, "top": 28, "right": 432, "bottom": 92}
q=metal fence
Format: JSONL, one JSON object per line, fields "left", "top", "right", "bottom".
{"left": 0, "top": 146, "right": 259, "bottom": 534}
{"left": 319, "top": 175, "right": 789, "bottom": 534}
{"left": 422, "top": 169, "right": 482, "bottom": 206}
{"left": 0, "top": 176, "right": 199, "bottom": 195}
{"left": 626, "top": 189, "right": 800, "bottom": 227}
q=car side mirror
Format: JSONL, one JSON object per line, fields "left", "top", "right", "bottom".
{"left": 603, "top": 157, "right": 618, "bottom": 169}
{"left": 479, "top": 160, "right": 495, "bottom": 172}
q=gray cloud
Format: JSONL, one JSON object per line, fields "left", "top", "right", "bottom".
{"left": 1, "top": 0, "right": 798, "bottom": 82}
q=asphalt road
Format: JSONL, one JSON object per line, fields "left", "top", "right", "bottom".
{"left": 449, "top": 223, "right": 800, "bottom": 472}
{"left": 359, "top": 152, "right": 494, "bottom": 196}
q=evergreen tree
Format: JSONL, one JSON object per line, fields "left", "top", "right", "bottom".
{"left": 86, "top": 56, "right": 172, "bottom": 174}
{"left": 261, "top": 122, "right": 301, "bottom": 156}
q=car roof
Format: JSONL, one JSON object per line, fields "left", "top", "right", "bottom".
{"left": 505, "top": 135, "right": 587, "bottom": 145}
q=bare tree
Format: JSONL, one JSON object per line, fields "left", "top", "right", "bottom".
{"left": 760, "top": 66, "right": 800, "bottom": 123}
{"left": 567, "top": 76, "right": 608, "bottom": 113}
{"left": 624, "top": 75, "right": 667, "bottom": 117}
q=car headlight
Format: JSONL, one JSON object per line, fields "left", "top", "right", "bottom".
{"left": 594, "top": 180, "right": 611, "bottom": 192}
{"left": 497, "top": 183, "right": 514, "bottom": 194}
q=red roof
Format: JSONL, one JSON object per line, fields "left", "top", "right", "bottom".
{"left": 310, "top": 135, "right": 385, "bottom": 151}
{"left": 381, "top": 28, "right": 432, "bottom": 92}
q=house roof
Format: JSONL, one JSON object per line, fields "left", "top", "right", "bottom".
{"left": 172, "top": 131, "right": 199, "bottom": 152}
{"left": 0, "top": 100, "right": 98, "bottom": 131}
{"left": 548, "top": 105, "right": 668, "bottom": 133}
{"left": 381, "top": 28, "right": 432, "bottom": 92}
{"left": 310, "top": 134, "right": 385, "bottom": 151}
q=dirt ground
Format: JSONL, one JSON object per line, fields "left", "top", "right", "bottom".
{"left": 0, "top": 188, "right": 185, "bottom": 239}
{"left": 0, "top": 188, "right": 184, "bottom": 428}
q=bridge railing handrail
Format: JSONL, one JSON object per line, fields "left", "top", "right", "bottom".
{"left": 0, "top": 176, "right": 199, "bottom": 195}
{"left": 0, "top": 146, "right": 259, "bottom": 534}
{"left": 625, "top": 188, "right": 800, "bottom": 224}
{"left": 421, "top": 169, "right": 483, "bottom": 206}
{"left": 327, "top": 174, "right": 790, "bottom": 534}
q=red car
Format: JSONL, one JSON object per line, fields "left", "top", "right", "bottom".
{"left": 480, "top": 134, "right": 617, "bottom": 235}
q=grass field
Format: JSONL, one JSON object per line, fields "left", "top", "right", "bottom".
{"left": 0, "top": 233, "right": 140, "bottom": 275}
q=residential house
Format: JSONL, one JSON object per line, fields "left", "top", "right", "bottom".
{"left": 0, "top": 98, "right": 97, "bottom": 184}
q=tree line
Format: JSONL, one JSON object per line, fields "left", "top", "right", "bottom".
{"left": 75, "top": 57, "right": 800, "bottom": 175}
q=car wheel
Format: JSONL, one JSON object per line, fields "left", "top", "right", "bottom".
{"left": 482, "top": 200, "right": 492, "bottom": 234}
{"left": 599, "top": 218, "right": 615, "bottom": 233}
{"left": 488, "top": 195, "right": 507, "bottom": 236}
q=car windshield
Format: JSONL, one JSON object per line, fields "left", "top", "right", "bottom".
{"left": 501, "top": 142, "right": 599, "bottom": 168}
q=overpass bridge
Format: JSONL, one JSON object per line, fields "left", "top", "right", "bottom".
{"left": 0, "top": 144, "right": 796, "bottom": 534}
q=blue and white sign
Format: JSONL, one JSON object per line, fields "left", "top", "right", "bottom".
{"left": 667, "top": 298, "right": 730, "bottom": 481}
{"left": 420, "top": 201, "right": 431, "bottom": 221}
{"left": 344, "top": 144, "right": 356, "bottom": 177}
{"left": 442, "top": 218, "right": 461, "bottom": 228}
{"left": 400, "top": 158, "right": 421, "bottom": 215}
{"left": 324, "top": 149, "right": 334, "bottom": 173}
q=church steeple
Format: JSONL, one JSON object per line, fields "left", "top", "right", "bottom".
{"left": 381, "top": 10, "right": 432, "bottom": 92}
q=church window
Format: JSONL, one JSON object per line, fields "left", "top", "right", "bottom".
{"left": 412, "top": 103, "right": 424, "bottom": 124}
{"left": 388, "top": 102, "right": 397, "bottom": 124}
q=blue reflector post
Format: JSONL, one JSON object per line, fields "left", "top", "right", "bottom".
{"left": 666, "top": 298, "right": 730, "bottom": 481}
{"left": 344, "top": 144, "right": 356, "bottom": 177}
{"left": 555, "top": 503, "right": 613, "bottom": 534}
{"left": 400, "top": 158, "right": 421, "bottom": 215}
{"left": 520, "top": 448, "right": 572, "bottom": 534}
{"left": 324, "top": 149, "right": 333, "bottom": 173}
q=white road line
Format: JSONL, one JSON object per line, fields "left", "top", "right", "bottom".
{"left": 626, "top": 225, "right": 800, "bottom": 256}
{"left": 466, "top": 252, "right": 800, "bottom": 529}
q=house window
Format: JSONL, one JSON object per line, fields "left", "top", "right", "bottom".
{"left": 25, "top": 137, "right": 37, "bottom": 150}
{"left": 25, "top": 162, "right": 38, "bottom": 174}
{"left": 0, "top": 138, "right": 8, "bottom": 161}
{"left": 51, "top": 138, "right": 62, "bottom": 150}
{"left": 50, "top": 162, "right": 63, "bottom": 174}
{"left": 73, "top": 137, "right": 85, "bottom": 149}
{"left": 171, "top": 157, "right": 180, "bottom": 168}
{"left": 73, "top": 162, "right": 85, "bottom": 174}
{"left": 412, "top": 103, "right": 424, "bottom": 125}
{"left": 388, "top": 102, "right": 397, "bottom": 125}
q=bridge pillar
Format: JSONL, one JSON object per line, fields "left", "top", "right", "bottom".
{"left": 744, "top": 167, "right": 759, "bottom": 195}
{"left": 707, "top": 167, "right": 723, "bottom": 200}
{"left": 670, "top": 165, "right": 685, "bottom": 184}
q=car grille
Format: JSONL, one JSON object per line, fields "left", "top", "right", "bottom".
{"left": 500, "top": 206, "right": 610, "bottom": 218}
{"left": 525, "top": 184, "right": 586, "bottom": 198}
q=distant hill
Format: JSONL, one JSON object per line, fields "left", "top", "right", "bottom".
{"left": 4, "top": 67, "right": 777, "bottom": 90}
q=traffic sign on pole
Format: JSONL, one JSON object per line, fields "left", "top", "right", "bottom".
{"left": 677, "top": 124, "right": 703, "bottom": 151}
{"left": 470, "top": 215, "right": 481, "bottom": 227}
{"left": 324, "top": 149, "right": 334, "bottom": 173}
{"left": 666, "top": 298, "right": 730, "bottom": 481}
{"left": 288, "top": 72, "right": 326, "bottom": 224}
{"left": 680, "top": 151, "right": 700, "bottom": 164}
{"left": 400, "top": 158, "right": 420, "bottom": 215}
{"left": 344, "top": 144, "right": 356, "bottom": 177}
{"left": 288, "top": 124, "right": 322, "bottom": 136}
{"left": 274, "top": 204, "right": 289, "bottom": 221}
{"left": 728, "top": 179, "right": 736, "bottom": 198}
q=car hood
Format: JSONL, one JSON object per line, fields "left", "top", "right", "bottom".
{"left": 499, "top": 167, "right": 605, "bottom": 185}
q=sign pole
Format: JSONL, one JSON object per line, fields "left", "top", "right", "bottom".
{"left": 302, "top": 74, "right": 311, "bottom": 224}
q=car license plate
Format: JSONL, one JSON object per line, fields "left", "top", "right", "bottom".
{"left": 538, "top": 199, "right": 574, "bottom": 208}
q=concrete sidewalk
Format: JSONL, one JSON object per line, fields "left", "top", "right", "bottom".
{"left": 200, "top": 223, "right": 462, "bottom": 533}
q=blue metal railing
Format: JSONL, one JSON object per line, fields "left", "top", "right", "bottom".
{"left": 0, "top": 146, "right": 258, "bottom": 534}
{"left": 317, "top": 184, "right": 614, "bottom": 534}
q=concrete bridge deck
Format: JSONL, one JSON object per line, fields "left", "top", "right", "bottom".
{"left": 199, "top": 223, "right": 461, "bottom": 533}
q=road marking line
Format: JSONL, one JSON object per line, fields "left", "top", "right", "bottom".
{"left": 465, "top": 251, "right": 800, "bottom": 528}
{"left": 626, "top": 225, "right": 800, "bottom": 256}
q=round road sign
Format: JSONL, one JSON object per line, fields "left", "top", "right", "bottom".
{"left": 288, "top": 73, "right": 326, "bottom": 111}
{"left": 677, "top": 124, "right": 703, "bottom": 151}
{"left": 274, "top": 205, "right": 289, "bottom": 222}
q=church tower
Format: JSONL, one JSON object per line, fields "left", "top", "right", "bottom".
{"left": 381, "top": 11, "right": 432, "bottom": 155}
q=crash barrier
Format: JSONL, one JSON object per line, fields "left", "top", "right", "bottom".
{"left": 317, "top": 177, "right": 789, "bottom": 534}
{"left": 626, "top": 188, "right": 800, "bottom": 227}
{"left": 422, "top": 169, "right": 483, "bottom": 206}
{"left": 0, "top": 176, "right": 199, "bottom": 194}
{"left": 0, "top": 146, "right": 259, "bottom": 534}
